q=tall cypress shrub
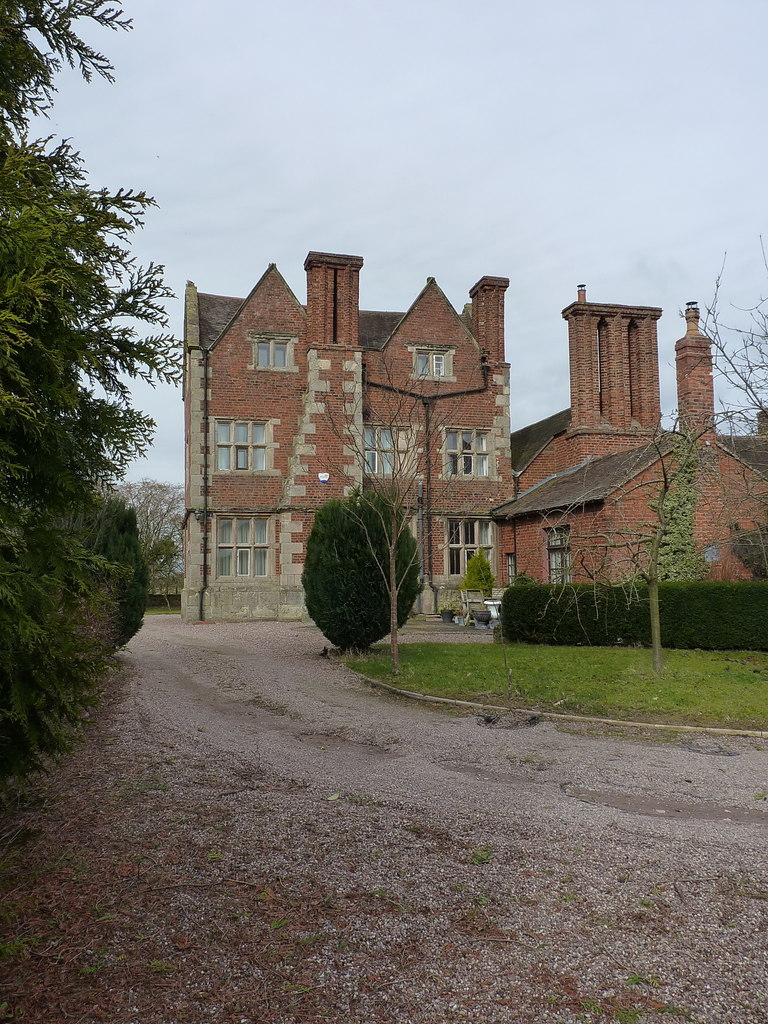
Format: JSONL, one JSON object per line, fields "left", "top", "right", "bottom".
{"left": 302, "top": 491, "right": 420, "bottom": 651}
{"left": 89, "top": 498, "right": 149, "bottom": 646}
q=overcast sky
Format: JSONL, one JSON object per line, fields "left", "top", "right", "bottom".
{"left": 46, "top": 0, "right": 768, "bottom": 485}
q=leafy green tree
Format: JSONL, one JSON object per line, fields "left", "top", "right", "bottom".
{"left": 88, "top": 498, "right": 149, "bottom": 645}
{"left": 302, "top": 491, "right": 420, "bottom": 653}
{"left": 0, "top": 4, "right": 179, "bottom": 784}
{"left": 462, "top": 550, "right": 496, "bottom": 597}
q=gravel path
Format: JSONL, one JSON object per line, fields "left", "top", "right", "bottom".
{"left": 3, "top": 616, "right": 766, "bottom": 1024}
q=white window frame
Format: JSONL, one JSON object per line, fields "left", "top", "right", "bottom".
{"left": 547, "top": 526, "right": 572, "bottom": 584}
{"left": 445, "top": 429, "right": 490, "bottom": 478}
{"left": 447, "top": 518, "right": 493, "bottom": 576}
{"left": 216, "top": 517, "right": 270, "bottom": 578}
{"left": 215, "top": 420, "right": 270, "bottom": 473}
{"left": 413, "top": 348, "right": 452, "bottom": 380}
{"left": 364, "top": 426, "right": 395, "bottom": 475}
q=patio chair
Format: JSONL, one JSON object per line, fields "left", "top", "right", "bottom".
{"left": 460, "top": 589, "right": 487, "bottom": 626}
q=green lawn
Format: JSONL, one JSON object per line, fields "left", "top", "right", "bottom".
{"left": 344, "top": 643, "right": 768, "bottom": 730}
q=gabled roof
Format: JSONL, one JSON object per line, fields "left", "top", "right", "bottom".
{"left": 195, "top": 292, "right": 406, "bottom": 351}
{"left": 384, "top": 276, "right": 477, "bottom": 351}
{"left": 494, "top": 443, "right": 662, "bottom": 518}
{"left": 509, "top": 408, "right": 571, "bottom": 473}
{"left": 719, "top": 435, "right": 768, "bottom": 478}
{"left": 359, "top": 310, "right": 405, "bottom": 349}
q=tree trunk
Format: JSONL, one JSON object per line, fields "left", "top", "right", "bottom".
{"left": 389, "top": 542, "right": 399, "bottom": 672}
{"left": 647, "top": 523, "right": 664, "bottom": 674}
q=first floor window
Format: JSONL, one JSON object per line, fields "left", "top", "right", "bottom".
{"left": 547, "top": 526, "right": 571, "bottom": 583}
{"left": 447, "top": 518, "right": 493, "bottom": 575}
{"left": 445, "top": 430, "right": 489, "bottom": 478}
{"left": 217, "top": 517, "right": 269, "bottom": 577}
{"left": 216, "top": 420, "right": 268, "bottom": 472}
{"left": 364, "top": 426, "right": 394, "bottom": 474}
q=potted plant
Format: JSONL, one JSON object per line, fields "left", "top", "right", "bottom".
{"left": 439, "top": 604, "right": 456, "bottom": 624}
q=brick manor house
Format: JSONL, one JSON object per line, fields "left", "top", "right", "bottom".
{"left": 182, "top": 251, "right": 768, "bottom": 621}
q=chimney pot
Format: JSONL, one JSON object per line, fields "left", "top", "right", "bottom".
{"left": 577, "top": 285, "right": 587, "bottom": 303}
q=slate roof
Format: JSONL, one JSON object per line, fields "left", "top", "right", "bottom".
{"left": 720, "top": 435, "right": 768, "bottom": 478}
{"left": 195, "top": 292, "right": 405, "bottom": 351}
{"left": 494, "top": 443, "right": 662, "bottom": 518}
{"left": 509, "top": 408, "right": 571, "bottom": 473}
{"left": 197, "top": 293, "right": 243, "bottom": 349}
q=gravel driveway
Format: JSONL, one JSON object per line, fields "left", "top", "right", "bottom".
{"left": 5, "top": 616, "right": 766, "bottom": 1024}
{"left": 114, "top": 616, "right": 768, "bottom": 1023}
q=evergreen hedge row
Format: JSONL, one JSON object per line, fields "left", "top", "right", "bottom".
{"left": 500, "top": 581, "right": 768, "bottom": 650}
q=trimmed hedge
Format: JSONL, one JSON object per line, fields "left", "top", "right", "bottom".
{"left": 500, "top": 581, "right": 768, "bottom": 650}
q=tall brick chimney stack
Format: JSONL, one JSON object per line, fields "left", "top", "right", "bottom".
{"left": 469, "top": 275, "right": 510, "bottom": 363}
{"left": 562, "top": 291, "right": 662, "bottom": 435}
{"left": 304, "top": 251, "right": 364, "bottom": 348}
{"left": 676, "top": 301, "right": 715, "bottom": 437}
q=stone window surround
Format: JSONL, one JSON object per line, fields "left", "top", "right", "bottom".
{"left": 215, "top": 515, "right": 272, "bottom": 579}
{"left": 444, "top": 428, "right": 491, "bottom": 479}
{"left": 407, "top": 343, "right": 456, "bottom": 382}
{"left": 213, "top": 418, "right": 281, "bottom": 475}
{"left": 248, "top": 332, "right": 299, "bottom": 372}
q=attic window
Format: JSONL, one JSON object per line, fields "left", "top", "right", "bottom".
{"left": 250, "top": 333, "right": 297, "bottom": 371}
{"left": 414, "top": 348, "right": 452, "bottom": 379}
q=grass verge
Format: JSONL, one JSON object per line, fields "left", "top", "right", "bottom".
{"left": 344, "top": 643, "right": 768, "bottom": 730}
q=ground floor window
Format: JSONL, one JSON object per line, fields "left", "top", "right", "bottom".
{"left": 506, "top": 552, "right": 516, "bottom": 582}
{"left": 447, "top": 518, "right": 493, "bottom": 575}
{"left": 216, "top": 517, "right": 269, "bottom": 577}
{"left": 547, "top": 525, "right": 571, "bottom": 583}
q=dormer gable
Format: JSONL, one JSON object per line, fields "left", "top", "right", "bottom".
{"left": 207, "top": 264, "right": 305, "bottom": 353}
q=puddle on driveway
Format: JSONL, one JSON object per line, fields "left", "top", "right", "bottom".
{"left": 295, "top": 732, "right": 399, "bottom": 760}
{"left": 562, "top": 783, "right": 768, "bottom": 824}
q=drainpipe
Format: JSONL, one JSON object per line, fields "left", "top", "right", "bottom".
{"left": 198, "top": 346, "right": 210, "bottom": 622}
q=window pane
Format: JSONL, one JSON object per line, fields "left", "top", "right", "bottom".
{"left": 364, "top": 427, "right": 376, "bottom": 446}
{"left": 254, "top": 519, "right": 267, "bottom": 544}
{"left": 462, "top": 432, "right": 473, "bottom": 451}
{"left": 476, "top": 433, "right": 487, "bottom": 452}
{"left": 257, "top": 342, "right": 270, "bottom": 365}
{"left": 449, "top": 548, "right": 461, "bottom": 574}
{"left": 448, "top": 520, "right": 460, "bottom": 545}
{"left": 236, "top": 519, "right": 250, "bottom": 544}
{"left": 433, "top": 354, "right": 445, "bottom": 376}
{"left": 478, "top": 521, "right": 491, "bottom": 545}
{"left": 463, "top": 521, "right": 476, "bottom": 545}
{"left": 217, "top": 446, "right": 231, "bottom": 471}
{"left": 463, "top": 454, "right": 473, "bottom": 475}
{"left": 365, "top": 450, "right": 377, "bottom": 473}
{"left": 235, "top": 446, "right": 249, "bottom": 469}
{"left": 273, "top": 343, "right": 287, "bottom": 367}
{"left": 217, "top": 548, "right": 232, "bottom": 576}
{"left": 448, "top": 453, "right": 458, "bottom": 474}
{"left": 253, "top": 448, "right": 266, "bottom": 471}
{"left": 236, "top": 548, "right": 250, "bottom": 576}
{"left": 234, "top": 423, "right": 248, "bottom": 443}
{"left": 380, "top": 429, "right": 393, "bottom": 450}
{"left": 476, "top": 454, "right": 488, "bottom": 477}
{"left": 381, "top": 451, "right": 394, "bottom": 475}
{"left": 218, "top": 519, "right": 232, "bottom": 544}
{"left": 253, "top": 549, "right": 267, "bottom": 576}
{"left": 446, "top": 431, "right": 457, "bottom": 450}
{"left": 253, "top": 423, "right": 266, "bottom": 444}
{"left": 216, "top": 421, "right": 231, "bottom": 443}
{"left": 417, "top": 353, "right": 429, "bottom": 375}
